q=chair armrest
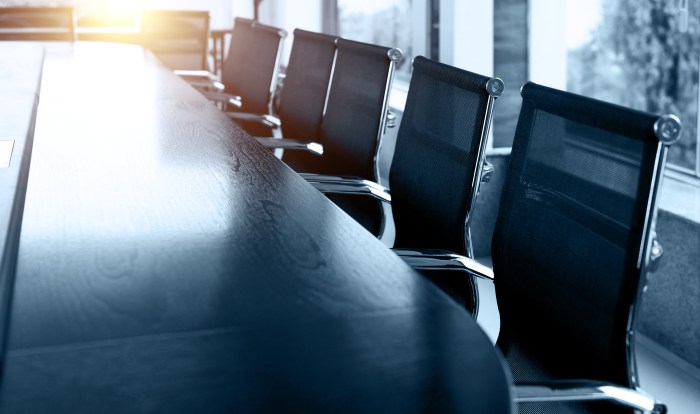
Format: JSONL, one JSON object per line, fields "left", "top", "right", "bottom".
{"left": 303, "top": 177, "right": 391, "bottom": 203}
{"left": 514, "top": 381, "right": 666, "bottom": 414}
{"left": 173, "top": 69, "right": 224, "bottom": 91}
{"left": 298, "top": 173, "right": 388, "bottom": 193}
{"left": 175, "top": 71, "right": 223, "bottom": 91}
{"left": 255, "top": 138, "right": 323, "bottom": 155}
{"left": 174, "top": 69, "right": 218, "bottom": 81}
{"left": 200, "top": 90, "right": 242, "bottom": 108}
{"left": 227, "top": 113, "right": 281, "bottom": 127}
{"left": 391, "top": 248, "right": 495, "bottom": 280}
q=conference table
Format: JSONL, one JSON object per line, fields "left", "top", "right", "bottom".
{"left": 0, "top": 41, "right": 512, "bottom": 413}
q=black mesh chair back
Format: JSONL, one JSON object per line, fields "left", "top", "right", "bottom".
{"left": 140, "top": 10, "right": 210, "bottom": 70}
{"left": 0, "top": 7, "right": 75, "bottom": 41}
{"left": 225, "top": 20, "right": 285, "bottom": 116}
{"left": 391, "top": 56, "right": 500, "bottom": 255}
{"left": 220, "top": 17, "right": 255, "bottom": 93}
{"left": 316, "top": 38, "right": 400, "bottom": 180}
{"left": 275, "top": 29, "right": 337, "bottom": 171}
{"left": 492, "top": 82, "right": 680, "bottom": 413}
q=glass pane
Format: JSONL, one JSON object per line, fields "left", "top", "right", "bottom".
{"left": 336, "top": 0, "right": 413, "bottom": 81}
{"left": 566, "top": 0, "right": 699, "bottom": 173}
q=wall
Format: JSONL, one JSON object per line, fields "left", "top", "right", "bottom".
{"left": 471, "top": 153, "right": 509, "bottom": 257}
{"left": 258, "top": 0, "right": 323, "bottom": 65}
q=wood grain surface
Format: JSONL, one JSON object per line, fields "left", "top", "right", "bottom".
{"left": 0, "top": 42, "right": 512, "bottom": 414}
{"left": 0, "top": 42, "right": 44, "bottom": 366}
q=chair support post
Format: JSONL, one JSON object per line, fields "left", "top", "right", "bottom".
{"left": 463, "top": 78, "right": 503, "bottom": 258}
{"left": 629, "top": 114, "right": 681, "bottom": 389}
{"left": 373, "top": 48, "right": 402, "bottom": 238}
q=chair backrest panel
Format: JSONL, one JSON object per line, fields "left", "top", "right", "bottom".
{"left": 390, "top": 56, "right": 493, "bottom": 255}
{"left": 276, "top": 29, "right": 338, "bottom": 173}
{"left": 0, "top": 7, "right": 75, "bottom": 41}
{"left": 317, "top": 38, "right": 395, "bottom": 180}
{"left": 221, "top": 17, "right": 255, "bottom": 93}
{"left": 276, "top": 29, "right": 337, "bottom": 140}
{"left": 228, "top": 21, "right": 285, "bottom": 115}
{"left": 493, "top": 82, "right": 661, "bottom": 388}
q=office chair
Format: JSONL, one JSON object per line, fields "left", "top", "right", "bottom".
{"left": 176, "top": 18, "right": 286, "bottom": 135}
{"left": 175, "top": 17, "right": 251, "bottom": 92}
{"left": 221, "top": 20, "right": 286, "bottom": 135}
{"left": 211, "top": 17, "right": 256, "bottom": 100}
{"left": 260, "top": 38, "right": 401, "bottom": 233}
{"left": 415, "top": 82, "right": 678, "bottom": 413}
{"left": 0, "top": 7, "right": 75, "bottom": 41}
{"left": 304, "top": 56, "right": 503, "bottom": 313}
{"left": 236, "top": 28, "right": 337, "bottom": 150}
{"left": 140, "top": 10, "right": 210, "bottom": 71}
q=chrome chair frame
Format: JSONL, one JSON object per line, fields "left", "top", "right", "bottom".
{"left": 433, "top": 107, "right": 679, "bottom": 414}
{"left": 513, "top": 381, "right": 661, "bottom": 413}
{"left": 371, "top": 47, "right": 402, "bottom": 186}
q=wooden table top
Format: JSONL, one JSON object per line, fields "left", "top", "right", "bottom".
{"left": 0, "top": 41, "right": 512, "bottom": 413}
{"left": 0, "top": 42, "right": 44, "bottom": 364}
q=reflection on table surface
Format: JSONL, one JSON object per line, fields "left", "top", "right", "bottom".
{"left": 0, "top": 41, "right": 512, "bottom": 414}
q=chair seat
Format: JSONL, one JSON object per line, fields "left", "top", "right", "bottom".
{"left": 503, "top": 341, "right": 632, "bottom": 414}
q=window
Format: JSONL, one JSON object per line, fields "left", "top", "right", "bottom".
{"left": 531, "top": 0, "right": 700, "bottom": 178}
{"left": 568, "top": 0, "right": 699, "bottom": 177}
{"left": 334, "top": 0, "right": 428, "bottom": 82}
